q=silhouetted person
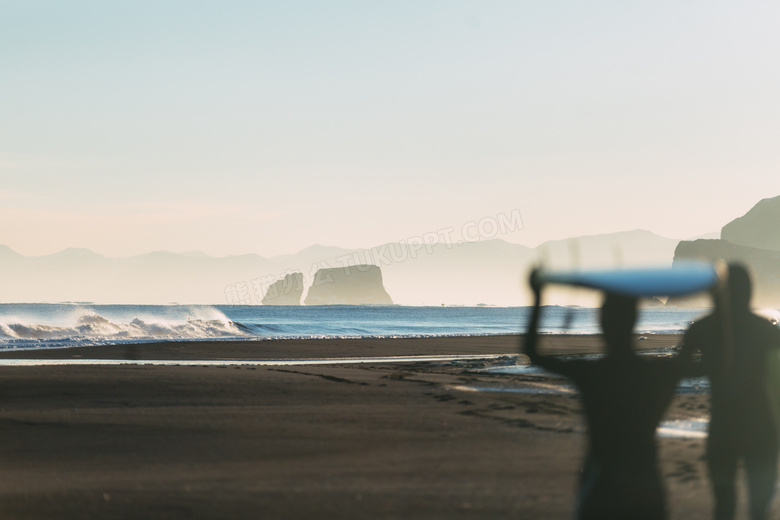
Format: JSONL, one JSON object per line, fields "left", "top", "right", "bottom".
{"left": 683, "top": 263, "right": 780, "bottom": 520}
{"left": 523, "top": 272, "right": 691, "bottom": 520}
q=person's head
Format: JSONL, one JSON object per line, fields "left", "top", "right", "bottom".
{"left": 725, "top": 263, "right": 752, "bottom": 311}
{"left": 600, "top": 292, "right": 638, "bottom": 355}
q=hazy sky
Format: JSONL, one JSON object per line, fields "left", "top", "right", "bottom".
{"left": 2, "top": 1, "right": 779, "bottom": 258}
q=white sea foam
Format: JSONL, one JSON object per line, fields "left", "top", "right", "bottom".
{"left": 657, "top": 418, "right": 708, "bottom": 439}
{"left": 0, "top": 305, "right": 244, "bottom": 345}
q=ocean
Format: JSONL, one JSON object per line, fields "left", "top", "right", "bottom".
{"left": 0, "top": 303, "right": 718, "bottom": 351}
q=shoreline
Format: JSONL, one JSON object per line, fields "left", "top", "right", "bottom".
{"left": 0, "top": 333, "right": 683, "bottom": 360}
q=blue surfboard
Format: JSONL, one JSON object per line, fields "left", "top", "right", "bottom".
{"left": 536, "top": 261, "right": 723, "bottom": 297}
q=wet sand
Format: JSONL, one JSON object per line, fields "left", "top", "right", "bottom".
{"left": 0, "top": 334, "right": 737, "bottom": 519}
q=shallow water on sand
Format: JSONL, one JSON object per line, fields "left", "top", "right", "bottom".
{"left": 0, "top": 354, "right": 504, "bottom": 367}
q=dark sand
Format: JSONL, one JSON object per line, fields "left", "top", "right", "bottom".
{"left": 0, "top": 334, "right": 752, "bottom": 519}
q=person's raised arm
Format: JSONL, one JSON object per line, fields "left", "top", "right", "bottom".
{"left": 522, "top": 269, "right": 545, "bottom": 363}
{"left": 522, "top": 270, "right": 577, "bottom": 377}
{"left": 679, "top": 285, "right": 725, "bottom": 378}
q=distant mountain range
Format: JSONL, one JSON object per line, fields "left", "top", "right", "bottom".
{"left": 0, "top": 229, "right": 683, "bottom": 305}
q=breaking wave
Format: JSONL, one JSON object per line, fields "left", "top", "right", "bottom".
{"left": 0, "top": 305, "right": 245, "bottom": 348}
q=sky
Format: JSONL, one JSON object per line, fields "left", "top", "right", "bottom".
{"left": 2, "top": 1, "right": 780, "bottom": 258}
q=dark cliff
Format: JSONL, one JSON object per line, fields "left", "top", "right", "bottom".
{"left": 262, "top": 272, "right": 304, "bottom": 305}
{"left": 673, "top": 196, "right": 780, "bottom": 306}
{"left": 304, "top": 265, "right": 392, "bottom": 305}
{"left": 721, "top": 196, "right": 780, "bottom": 251}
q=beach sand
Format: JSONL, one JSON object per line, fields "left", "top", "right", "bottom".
{"left": 0, "top": 335, "right": 744, "bottom": 519}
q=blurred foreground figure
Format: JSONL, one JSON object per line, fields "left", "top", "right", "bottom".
{"left": 523, "top": 271, "right": 690, "bottom": 520}
{"left": 684, "top": 263, "right": 780, "bottom": 520}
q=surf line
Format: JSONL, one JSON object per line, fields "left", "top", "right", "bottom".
{"left": 0, "top": 354, "right": 517, "bottom": 367}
